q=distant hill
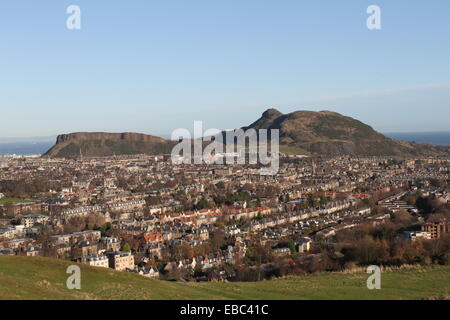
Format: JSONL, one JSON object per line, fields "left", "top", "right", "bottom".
{"left": 44, "top": 110, "right": 450, "bottom": 158}
{"left": 242, "top": 109, "right": 450, "bottom": 156}
{"left": 0, "top": 256, "right": 449, "bottom": 300}
{"left": 44, "top": 132, "right": 176, "bottom": 158}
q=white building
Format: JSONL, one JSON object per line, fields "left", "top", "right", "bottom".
{"left": 0, "top": 225, "right": 26, "bottom": 239}
{"left": 402, "top": 231, "right": 432, "bottom": 241}
{"left": 21, "top": 214, "right": 49, "bottom": 228}
{"left": 85, "top": 254, "right": 109, "bottom": 268}
{"left": 298, "top": 237, "right": 312, "bottom": 253}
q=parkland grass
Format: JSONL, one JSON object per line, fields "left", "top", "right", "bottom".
{"left": 0, "top": 256, "right": 448, "bottom": 300}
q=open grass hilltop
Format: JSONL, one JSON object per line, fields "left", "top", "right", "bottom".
{"left": 0, "top": 256, "right": 449, "bottom": 300}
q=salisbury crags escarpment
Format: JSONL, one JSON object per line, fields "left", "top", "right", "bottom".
{"left": 44, "top": 132, "right": 176, "bottom": 158}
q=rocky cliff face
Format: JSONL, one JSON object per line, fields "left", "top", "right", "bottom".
{"left": 55, "top": 132, "right": 167, "bottom": 144}
{"left": 45, "top": 132, "right": 175, "bottom": 158}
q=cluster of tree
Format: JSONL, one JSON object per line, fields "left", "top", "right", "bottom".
{"left": 212, "top": 191, "right": 252, "bottom": 207}
{"left": 193, "top": 196, "right": 213, "bottom": 210}
{"left": 227, "top": 209, "right": 450, "bottom": 281}
{"left": 145, "top": 195, "right": 162, "bottom": 206}
{"left": 306, "top": 193, "right": 328, "bottom": 208}
{"left": 0, "top": 179, "right": 62, "bottom": 198}
{"left": 254, "top": 185, "right": 281, "bottom": 198}
{"left": 429, "top": 178, "right": 448, "bottom": 189}
{"left": 160, "top": 229, "right": 230, "bottom": 263}
{"left": 415, "top": 195, "right": 450, "bottom": 219}
{"left": 340, "top": 235, "right": 450, "bottom": 266}
{"left": 94, "top": 222, "right": 111, "bottom": 237}
{"left": 62, "top": 213, "right": 107, "bottom": 234}
{"left": 333, "top": 211, "right": 450, "bottom": 267}
{"left": 197, "top": 248, "right": 346, "bottom": 282}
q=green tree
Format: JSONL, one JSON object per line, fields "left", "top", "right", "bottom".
{"left": 288, "top": 239, "right": 297, "bottom": 253}
{"left": 122, "top": 243, "right": 131, "bottom": 252}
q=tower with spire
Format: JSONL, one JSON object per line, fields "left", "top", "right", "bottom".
{"left": 311, "top": 158, "right": 317, "bottom": 176}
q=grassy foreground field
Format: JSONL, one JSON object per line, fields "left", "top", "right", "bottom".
{"left": 0, "top": 198, "right": 33, "bottom": 205}
{"left": 0, "top": 256, "right": 449, "bottom": 300}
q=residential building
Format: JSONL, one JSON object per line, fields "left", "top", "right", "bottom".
{"left": 106, "top": 251, "right": 135, "bottom": 271}
{"left": 421, "top": 221, "right": 449, "bottom": 239}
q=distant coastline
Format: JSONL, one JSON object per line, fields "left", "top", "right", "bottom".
{"left": 385, "top": 131, "right": 450, "bottom": 146}
{"left": 0, "top": 142, "right": 54, "bottom": 156}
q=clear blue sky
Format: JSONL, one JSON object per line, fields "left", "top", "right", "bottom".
{"left": 1, "top": 0, "right": 449, "bottom": 137}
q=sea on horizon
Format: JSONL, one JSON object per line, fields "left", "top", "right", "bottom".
{"left": 0, "top": 142, "right": 54, "bottom": 156}
{"left": 384, "top": 131, "right": 450, "bottom": 146}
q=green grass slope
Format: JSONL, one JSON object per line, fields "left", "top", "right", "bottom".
{"left": 0, "top": 198, "right": 33, "bottom": 205}
{"left": 0, "top": 256, "right": 449, "bottom": 300}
